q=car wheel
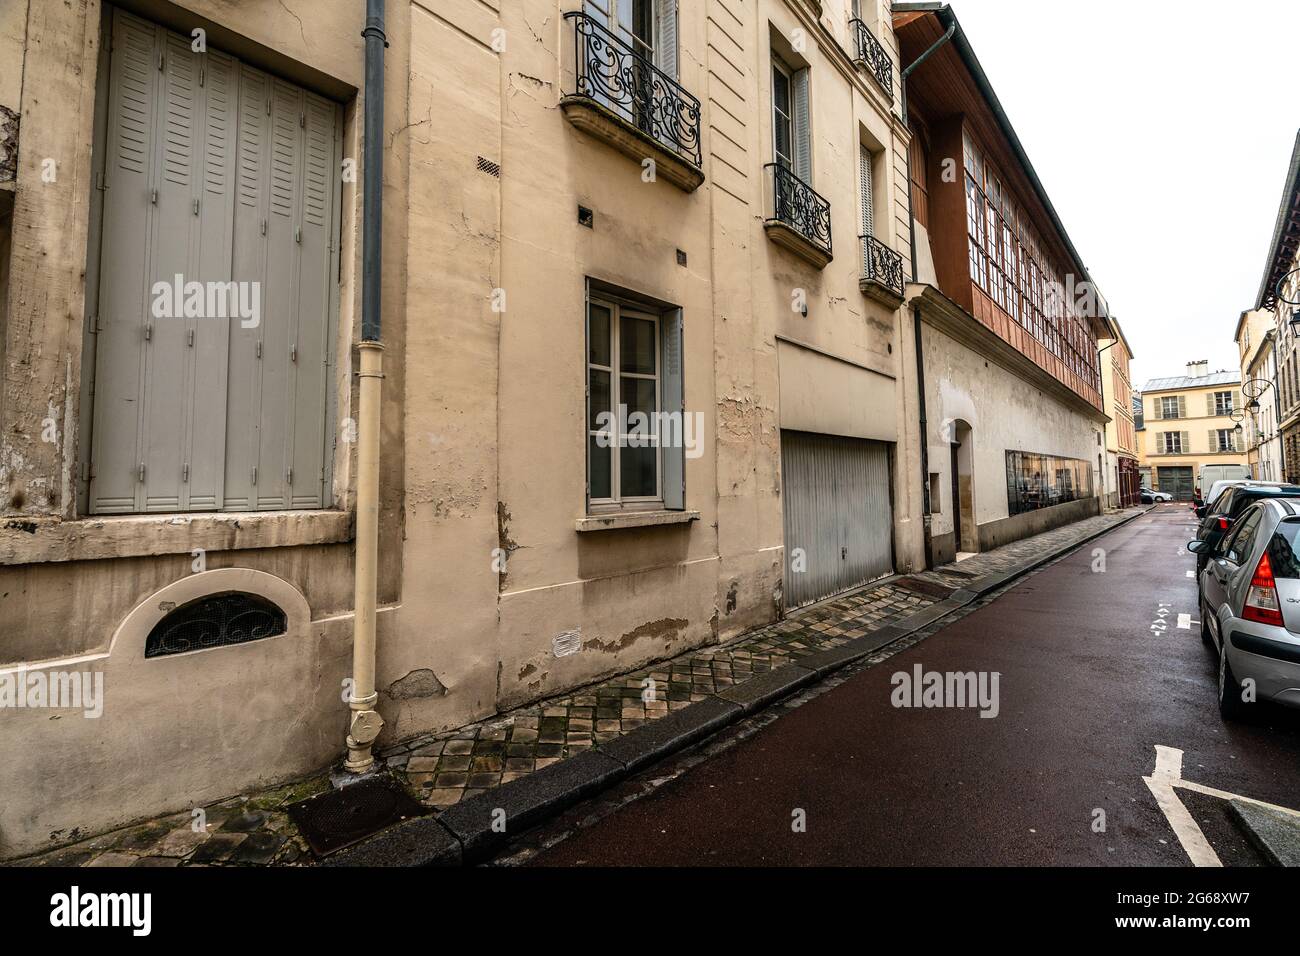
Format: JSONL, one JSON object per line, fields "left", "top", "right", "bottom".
{"left": 1199, "top": 597, "right": 1213, "bottom": 646}
{"left": 1217, "top": 642, "right": 1245, "bottom": 719}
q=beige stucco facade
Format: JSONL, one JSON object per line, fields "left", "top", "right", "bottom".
{"left": 0, "top": 0, "right": 930, "bottom": 857}
{"left": 1138, "top": 364, "right": 1248, "bottom": 499}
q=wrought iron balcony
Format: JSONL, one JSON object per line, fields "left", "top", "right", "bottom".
{"left": 850, "top": 18, "right": 894, "bottom": 97}
{"left": 764, "top": 163, "right": 833, "bottom": 268}
{"left": 561, "top": 11, "right": 704, "bottom": 191}
{"left": 860, "top": 234, "right": 905, "bottom": 307}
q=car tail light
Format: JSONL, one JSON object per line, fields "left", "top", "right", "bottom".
{"left": 1218, "top": 517, "right": 1230, "bottom": 531}
{"left": 1243, "top": 551, "right": 1284, "bottom": 626}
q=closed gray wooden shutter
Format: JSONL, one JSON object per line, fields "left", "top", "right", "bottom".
{"left": 1206, "top": 393, "right": 1215, "bottom": 416}
{"left": 90, "top": 10, "right": 159, "bottom": 512}
{"left": 661, "top": 308, "right": 684, "bottom": 510}
{"left": 1208, "top": 429, "right": 1217, "bottom": 452}
{"left": 655, "top": 0, "right": 678, "bottom": 78}
{"left": 90, "top": 11, "right": 337, "bottom": 514}
{"left": 792, "top": 68, "right": 811, "bottom": 182}
{"left": 1181, "top": 431, "right": 1190, "bottom": 453}
{"left": 1177, "top": 395, "right": 1186, "bottom": 418}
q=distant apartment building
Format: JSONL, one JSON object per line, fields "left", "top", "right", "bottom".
{"left": 1235, "top": 309, "right": 1282, "bottom": 481}
{"left": 1099, "top": 319, "right": 1139, "bottom": 507}
{"left": 1139, "top": 363, "right": 1247, "bottom": 499}
{"left": 894, "top": 3, "right": 1109, "bottom": 563}
{"left": 1256, "top": 131, "right": 1300, "bottom": 482}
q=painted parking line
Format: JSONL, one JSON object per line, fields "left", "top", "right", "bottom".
{"left": 1176, "top": 613, "right": 1194, "bottom": 630}
{"left": 1144, "top": 745, "right": 1300, "bottom": 867}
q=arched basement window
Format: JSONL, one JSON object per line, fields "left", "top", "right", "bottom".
{"left": 145, "top": 592, "right": 288, "bottom": 658}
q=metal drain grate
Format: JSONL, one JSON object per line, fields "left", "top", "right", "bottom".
{"left": 287, "top": 777, "right": 426, "bottom": 857}
{"left": 892, "top": 576, "right": 956, "bottom": 600}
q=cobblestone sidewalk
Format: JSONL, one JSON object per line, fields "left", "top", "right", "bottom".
{"left": 12, "top": 507, "right": 1145, "bottom": 867}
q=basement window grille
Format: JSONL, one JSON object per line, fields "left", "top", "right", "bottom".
{"left": 145, "top": 591, "right": 287, "bottom": 658}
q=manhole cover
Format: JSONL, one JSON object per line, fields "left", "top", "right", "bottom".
{"left": 893, "top": 576, "right": 956, "bottom": 600}
{"left": 287, "top": 776, "right": 426, "bottom": 857}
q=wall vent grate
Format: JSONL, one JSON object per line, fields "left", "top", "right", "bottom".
{"left": 476, "top": 155, "right": 501, "bottom": 178}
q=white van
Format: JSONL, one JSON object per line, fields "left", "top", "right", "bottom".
{"left": 1198, "top": 463, "right": 1251, "bottom": 496}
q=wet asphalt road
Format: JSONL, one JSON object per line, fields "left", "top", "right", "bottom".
{"left": 524, "top": 505, "right": 1300, "bottom": 866}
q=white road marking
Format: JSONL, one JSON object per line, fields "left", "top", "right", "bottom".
{"left": 1143, "top": 745, "right": 1300, "bottom": 867}
{"left": 1177, "top": 613, "right": 1192, "bottom": 630}
{"left": 1186, "top": 570, "right": 1195, "bottom": 578}
{"left": 1143, "top": 746, "right": 1220, "bottom": 866}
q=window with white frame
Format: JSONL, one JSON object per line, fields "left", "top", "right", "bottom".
{"left": 771, "top": 53, "right": 811, "bottom": 182}
{"left": 1160, "top": 396, "right": 1181, "bottom": 419}
{"left": 1214, "top": 429, "right": 1237, "bottom": 452}
{"left": 1214, "top": 390, "right": 1234, "bottom": 415}
{"left": 1160, "top": 432, "right": 1185, "bottom": 454}
{"left": 586, "top": 293, "right": 685, "bottom": 511}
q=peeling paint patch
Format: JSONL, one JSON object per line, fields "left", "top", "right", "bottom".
{"left": 590, "top": 618, "right": 688, "bottom": 654}
{"left": 725, "top": 580, "right": 738, "bottom": 615}
{"left": 387, "top": 668, "right": 448, "bottom": 701}
{"left": 3, "top": 520, "right": 37, "bottom": 534}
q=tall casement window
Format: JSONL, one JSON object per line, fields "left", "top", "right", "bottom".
{"left": 583, "top": 0, "right": 679, "bottom": 77}
{"left": 1159, "top": 395, "right": 1184, "bottom": 419}
{"left": 85, "top": 9, "right": 341, "bottom": 514}
{"left": 586, "top": 292, "right": 685, "bottom": 512}
{"left": 1214, "top": 429, "right": 1238, "bottom": 453}
{"left": 771, "top": 56, "right": 811, "bottom": 181}
{"left": 1213, "top": 390, "right": 1235, "bottom": 416}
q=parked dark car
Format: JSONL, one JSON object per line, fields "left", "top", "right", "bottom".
{"left": 1192, "top": 484, "right": 1300, "bottom": 573}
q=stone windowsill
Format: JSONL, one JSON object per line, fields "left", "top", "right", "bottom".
{"left": 560, "top": 95, "right": 705, "bottom": 193}
{"left": 575, "top": 510, "right": 700, "bottom": 533}
{"left": 0, "top": 509, "right": 354, "bottom": 565}
{"left": 764, "top": 220, "right": 833, "bottom": 270}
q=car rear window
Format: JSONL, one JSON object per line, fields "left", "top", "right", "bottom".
{"left": 1268, "top": 520, "right": 1300, "bottom": 579}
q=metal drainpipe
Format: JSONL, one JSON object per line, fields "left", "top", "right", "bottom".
{"left": 900, "top": 22, "right": 955, "bottom": 569}
{"left": 345, "top": 0, "right": 387, "bottom": 774}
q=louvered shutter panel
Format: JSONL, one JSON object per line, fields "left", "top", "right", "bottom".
{"left": 1208, "top": 430, "right": 1217, "bottom": 453}
{"left": 661, "top": 308, "right": 685, "bottom": 511}
{"left": 186, "top": 47, "right": 238, "bottom": 510}
{"left": 859, "top": 144, "right": 874, "bottom": 239}
{"left": 1177, "top": 395, "right": 1186, "bottom": 418}
{"left": 1181, "top": 431, "right": 1190, "bottom": 453}
{"left": 289, "top": 93, "right": 341, "bottom": 508}
{"left": 1152, "top": 400, "right": 1161, "bottom": 420}
{"left": 223, "top": 63, "right": 272, "bottom": 511}
{"left": 90, "top": 10, "right": 159, "bottom": 513}
{"left": 1206, "top": 394, "right": 1215, "bottom": 416}
{"left": 792, "top": 68, "right": 811, "bottom": 182}
{"left": 655, "top": 0, "right": 678, "bottom": 79}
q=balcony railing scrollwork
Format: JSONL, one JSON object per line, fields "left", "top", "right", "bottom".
{"left": 764, "top": 163, "right": 833, "bottom": 265}
{"left": 564, "top": 11, "right": 703, "bottom": 173}
{"left": 850, "top": 18, "right": 894, "bottom": 97}
{"left": 860, "top": 234, "right": 905, "bottom": 305}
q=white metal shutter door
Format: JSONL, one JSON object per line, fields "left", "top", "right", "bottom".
{"left": 781, "top": 431, "right": 893, "bottom": 609}
{"left": 655, "top": 0, "right": 678, "bottom": 78}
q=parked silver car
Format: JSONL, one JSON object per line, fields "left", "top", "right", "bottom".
{"left": 1190, "top": 498, "right": 1300, "bottom": 717}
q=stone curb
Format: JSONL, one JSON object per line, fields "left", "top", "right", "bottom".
{"left": 333, "top": 507, "right": 1150, "bottom": 866}
{"left": 1228, "top": 799, "right": 1300, "bottom": 867}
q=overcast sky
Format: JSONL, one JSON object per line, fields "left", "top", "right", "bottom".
{"left": 941, "top": 0, "right": 1300, "bottom": 389}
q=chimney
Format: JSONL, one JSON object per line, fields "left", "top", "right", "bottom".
{"left": 1186, "top": 360, "right": 1209, "bottom": 378}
